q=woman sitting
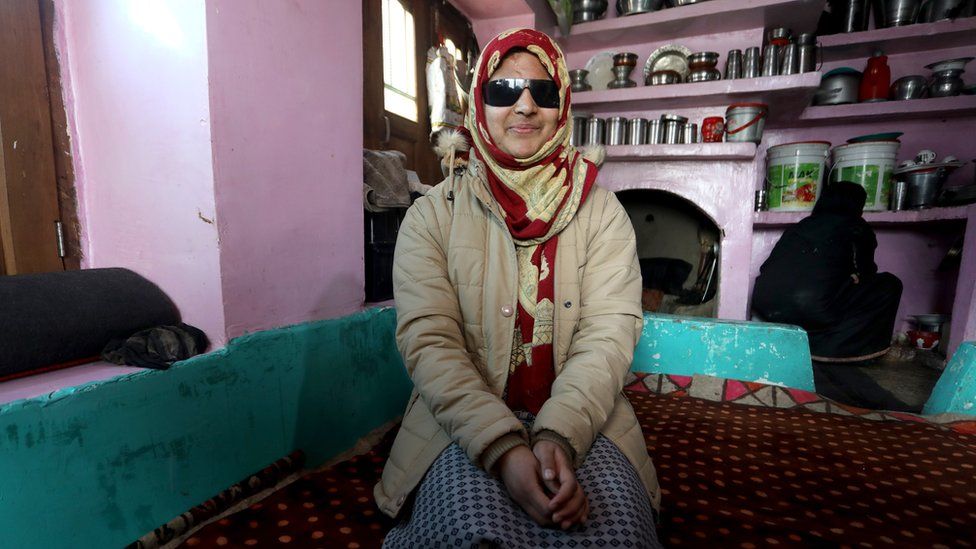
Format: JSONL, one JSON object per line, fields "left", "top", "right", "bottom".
{"left": 752, "top": 181, "right": 903, "bottom": 363}
{"left": 374, "top": 29, "right": 661, "bottom": 547}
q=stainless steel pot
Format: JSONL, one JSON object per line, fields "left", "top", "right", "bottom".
{"left": 873, "top": 0, "right": 922, "bottom": 27}
{"left": 920, "top": 0, "right": 965, "bottom": 21}
{"left": 814, "top": 68, "right": 862, "bottom": 105}
{"left": 832, "top": 0, "right": 871, "bottom": 32}
{"left": 901, "top": 167, "right": 949, "bottom": 208}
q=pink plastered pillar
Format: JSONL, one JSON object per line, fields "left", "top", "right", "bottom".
{"left": 55, "top": 0, "right": 366, "bottom": 348}
{"left": 206, "top": 0, "right": 365, "bottom": 339}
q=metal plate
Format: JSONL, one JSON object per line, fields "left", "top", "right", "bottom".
{"left": 924, "top": 56, "right": 974, "bottom": 72}
{"left": 584, "top": 51, "right": 618, "bottom": 91}
{"left": 643, "top": 44, "right": 693, "bottom": 81}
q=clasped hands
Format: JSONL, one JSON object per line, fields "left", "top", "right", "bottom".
{"left": 496, "top": 440, "right": 589, "bottom": 530}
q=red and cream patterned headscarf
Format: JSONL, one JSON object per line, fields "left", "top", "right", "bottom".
{"left": 467, "top": 28, "right": 598, "bottom": 415}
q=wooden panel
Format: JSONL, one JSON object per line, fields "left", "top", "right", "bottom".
{"left": 0, "top": 0, "right": 63, "bottom": 274}
{"left": 39, "top": 0, "right": 79, "bottom": 270}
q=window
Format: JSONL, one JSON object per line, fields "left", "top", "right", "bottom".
{"left": 381, "top": 0, "right": 417, "bottom": 122}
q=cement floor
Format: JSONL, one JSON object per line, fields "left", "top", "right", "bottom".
{"left": 812, "top": 345, "right": 945, "bottom": 413}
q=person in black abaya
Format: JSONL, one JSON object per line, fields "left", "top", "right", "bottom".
{"left": 752, "top": 181, "right": 903, "bottom": 363}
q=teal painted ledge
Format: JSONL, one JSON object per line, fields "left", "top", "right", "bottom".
{"left": 0, "top": 307, "right": 411, "bottom": 549}
{"left": 923, "top": 341, "right": 976, "bottom": 416}
{"left": 633, "top": 313, "right": 816, "bottom": 391}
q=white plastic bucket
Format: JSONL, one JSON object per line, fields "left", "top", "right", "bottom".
{"left": 725, "top": 103, "right": 768, "bottom": 144}
{"left": 829, "top": 141, "right": 901, "bottom": 211}
{"left": 766, "top": 141, "right": 831, "bottom": 211}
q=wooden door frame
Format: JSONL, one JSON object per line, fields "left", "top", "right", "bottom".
{"left": 0, "top": 0, "right": 79, "bottom": 274}
{"left": 39, "top": 0, "right": 80, "bottom": 270}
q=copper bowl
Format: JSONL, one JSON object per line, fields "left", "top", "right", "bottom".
{"left": 614, "top": 52, "right": 639, "bottom": 67}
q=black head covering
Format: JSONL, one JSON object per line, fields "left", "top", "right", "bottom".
{"left": 812, "top": 181, "right": 867, "bottom": 217}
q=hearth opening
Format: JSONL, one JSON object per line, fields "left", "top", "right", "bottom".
{"left": 617, "top": 189, "right": 721, "bottom": 318}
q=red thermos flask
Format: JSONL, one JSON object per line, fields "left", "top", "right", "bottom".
{"left": 859, "top": 52, "right": 890, "bottom": 103}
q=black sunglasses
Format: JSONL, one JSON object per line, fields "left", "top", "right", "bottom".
{"left": 483, "top": 78, "right": 561, "bottom": 109}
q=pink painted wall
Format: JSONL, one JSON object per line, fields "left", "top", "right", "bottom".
{"left": 57, "top": 0, "right": 227, "bottom": 346}
{"left": 449, "top": 0, "right": 537, "bottom": 47}
{"left": 205, "top": 0, "right": 364, "bottom": 339}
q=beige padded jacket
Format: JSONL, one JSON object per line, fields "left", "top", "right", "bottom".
{"left": 374, "top": 158, "right": 659, "bottom": 518}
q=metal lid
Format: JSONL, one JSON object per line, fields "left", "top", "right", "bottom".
{"left": 726, "top": 102, "right": 768, "bottom": 111}
{"left": 660, "top": 114, "right": 688, "bottom": 123}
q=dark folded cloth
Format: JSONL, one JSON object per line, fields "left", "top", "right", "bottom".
{"left": 102, "top": 323, "right": 208, "bottom": 370}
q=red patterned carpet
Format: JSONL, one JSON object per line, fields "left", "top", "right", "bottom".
{"left": 177, "top": 374, "right": 976, "bottom": 548}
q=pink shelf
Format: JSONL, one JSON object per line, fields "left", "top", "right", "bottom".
{"left": 573, "top": 72, "right": 821, "bottom": 118}
{"left": 820, "top": 17, "right": 976, "bottom": 63}
{"left": 793, "top": 95, "right": 976, "bottom": 126}
{"left": 604, "top": 142, "right": 757, "bottom": 161}
{"left": 553, "top": 0, "right": 823, "bottom": 53}
{"left": 753, "top": 205, "right": 972, "bottom": 227}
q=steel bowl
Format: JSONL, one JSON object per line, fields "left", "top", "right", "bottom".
{"left": 617, "top": 0, "right": 665, "bottom": 15}
{"left": 686, "top": 68, "right": 722, "bottom": 83}
{"left": 645, "top": 69, "right": 682, "bottom": 85}
{"left": 687, "top": 51, "right": 720, "bottom": 70}
{"left": 667, "top": 0, "right": 708, "bottom": 5}
{"left": 572, "top": 0, "right": 609, "bottom": 22}
{"left": 889, "top": 75, "right": 928, "bottom": 100}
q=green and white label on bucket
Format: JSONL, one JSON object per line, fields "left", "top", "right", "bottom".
{"left": 767, "top": 162, "right": 822, "bottom": 210}
{"left": 829, "top": 141, "right": 900, "bottom": 211}
{"left": 830, "top": 164, "right": 893, "bottom": 209}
